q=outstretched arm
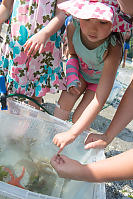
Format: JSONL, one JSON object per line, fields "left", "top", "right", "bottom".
{"left": 84, "top": 79, "right": 133, "bottom": 149}
{"left": 51, "top": 148, "right": 133, "bottom": 182}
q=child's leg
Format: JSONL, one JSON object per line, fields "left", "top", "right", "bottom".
{"left": 28, "top": 94, "right": 42, "bottom": 110}
{"left": 54, "top": 90, "right": 80, "bottom": 120}
{"left": 54, "top": 77, "right": 87, "bottom": 120}
{"left": 72, "top": 89, "right": 95, "bottom": 129}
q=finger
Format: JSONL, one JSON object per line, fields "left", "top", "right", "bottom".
{"left": 84, "top": 140, "right": 104, "bottom": 149}
{"left": 32, "top": 44, "right": 41, "bottom": 56}
{"left": 57, "top": 147, "right": 63, "bottom": 154}
{"left": 24, "top": 41, "right": 32, "bottom": 52}
{"left": 84, "top": 133, "right": 94, "bottom": 145}
{"left": 57, "top": 142, "right": 65, "bottom": 154}
{"left": 27, "top": 43, "right": 37, "bottom": 56}
{"left": 39, "top": 44, "right": 44, "bottom": 54}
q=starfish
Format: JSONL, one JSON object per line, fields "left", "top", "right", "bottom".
{"left": 4, "top": 167, "right": 25, "bottom": 189}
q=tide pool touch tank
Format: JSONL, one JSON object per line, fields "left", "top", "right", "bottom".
{"left": 0, "top": 99, "right": 106, "bottom": 199}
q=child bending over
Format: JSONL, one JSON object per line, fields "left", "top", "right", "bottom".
{"left": 53, "top": 0, "right": 131, "bottom": 153}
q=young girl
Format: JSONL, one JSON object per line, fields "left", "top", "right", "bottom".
{"left": 53, "top": 0, "right": 131, "bottom": 152}
{"left": 0, "top": 0, "right": 66, "bottom": 109}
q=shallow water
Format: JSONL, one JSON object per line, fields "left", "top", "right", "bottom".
{"left": 0, "top": 100, "right": 106, "bottom": 199}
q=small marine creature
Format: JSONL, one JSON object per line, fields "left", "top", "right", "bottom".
{"left": 4, "top": 167, "right": 25, "bottom": 189}
{"left": 0, "top": 166, "right": 8, "bottom": 181}
{"left": 17, "top": 158, "right": 57, "bottom": 194}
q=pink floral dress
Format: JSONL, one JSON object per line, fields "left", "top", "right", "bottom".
{"left": 0, "top": 0, "right": 66, "bottom": 97}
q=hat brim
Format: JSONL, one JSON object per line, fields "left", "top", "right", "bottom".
{"left": 58, "top": 1, "right": 114, "bottom": 22}
{"left": 58, "top": 0, "right": 132, "bottom": 32}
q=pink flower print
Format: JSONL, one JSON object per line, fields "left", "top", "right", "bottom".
{"left": 43, "top": 42, "right": 54, "bottom": 54}
{"left": 79, "top": 57, "right": 88, "bottom": 70}
{"left": 75, "top": 2, "right": 84, "bottom": 10}
{"left": 18, "top": 15, "right": 29, "bottom": 24}
{"left": 38, "top": 87, "right": 50, "bottom": 97}
{"left": 14, "top": 52, "right": 27, "bottom": 65}
{"left": 87, "top": 70, "right": 95, "bottom": 76}
{"left": 53, "top": 49, "right": 60, "bottom": 67}
{"left": 45, "top": 1, "right": 52, "bottom": 15}
{"left": 28, "top": 67, "right": 36, "bottom": 81}
{"left": 19, "top": 76, "right": 28, "bottom": 85}
{"left": 18, "top": 5, "right": 29, "bottom": 24}
{"left": 11, "top": 24, "right": 20, "bottom": 37}
{"left": 79, "top": 57, "right": 96, "bottom": 76}
{"left": 29, "top": 58, "right": 41, "bottom": 72}
{"left": 50, "top": 87, "right": 57, "bottom": 94}
{"left": 95, "top": 7, "right": 105, "bottom": 15}
{"left": 53, "top": 76, "right": 59, "bottom": 86}
{"left": 16, "top": 87, "right": 25, "bottom": 95}
{"left": 11, "top": 67, "right": 21, "bottom": 82}
{"left": 18, "top": 5, "right": 29, "bottom": 15}
{"left": 58, "top": 78, "right": 67, "bottom": 90}
{"left": 36, "top": 6, "right": 44, "bottom": 24}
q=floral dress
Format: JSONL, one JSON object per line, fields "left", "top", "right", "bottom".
{"left": 0, "top": 0, "right": 66, "bottom": 97}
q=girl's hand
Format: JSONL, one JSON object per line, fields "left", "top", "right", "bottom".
{"left": 53, "top": 131, "right": 76, "bottom": 153}
{"left": 50, "top": 154, "right": 84, "bottom": 180}
{"left": 84, "top": 133, "right": 111, "bottom": 149}
{"left": 24, "top": 30, "right": 48, "bottom": 56}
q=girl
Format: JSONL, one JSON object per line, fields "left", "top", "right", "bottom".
{"left": 53, "top": 0, "right": 131, "bottom": 152}
{"left": 0, "top": 0, "right": 66, "bottom": 109}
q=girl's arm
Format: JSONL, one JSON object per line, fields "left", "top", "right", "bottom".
{"left": 53, "top": 42, "right": 122, "bottom": 152}
{"left": 24, "top": 0, "right": 67, "bottom": 55}
{"left": 117, "top": 0, "right": 133, "bottom": 16}
{"left": 0, "top": 0, "right": 13, "bottom": 24}
{"left": 51, "top": 148, "right": 133, "bottom": 182}
{"left": 84, "top": 79, "right": 133, "bottom": 149}
{"left": 67, "top": 42, "right": 122, "bottom": 136}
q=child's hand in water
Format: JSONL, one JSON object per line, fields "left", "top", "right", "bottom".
{"left": 24, "top": 29, "right": 48, "bottom": 56}
{"left": 84, "top": 132, "right": 111, "bottom": 149}
{"left": 53, "top": 131, "right": 76, "bottom": 153}
{"left": 50, "top": 154, "right": 84, "bottom": 180}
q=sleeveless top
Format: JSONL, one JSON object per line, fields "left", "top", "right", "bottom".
{"left": 72, "top": 19, "right": 117, "bottom": 84}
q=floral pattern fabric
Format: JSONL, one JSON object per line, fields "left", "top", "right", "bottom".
{"left": 0, "top": 0, "right": 66, "bottom": 97}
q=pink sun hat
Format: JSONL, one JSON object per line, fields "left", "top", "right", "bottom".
{"left": 58, "top": 0, "right": 131, "bottom": 32}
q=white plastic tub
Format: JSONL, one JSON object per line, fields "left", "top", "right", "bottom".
{"left": 0, "top": 99, "right": 106, "bottom": 199}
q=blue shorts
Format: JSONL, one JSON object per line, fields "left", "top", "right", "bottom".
{"left": 124, "top": 42, "right": 130, "bottom": 50}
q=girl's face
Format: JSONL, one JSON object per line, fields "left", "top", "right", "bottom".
{"left": 80, "top": 18, "right": 113, "bottom": 43}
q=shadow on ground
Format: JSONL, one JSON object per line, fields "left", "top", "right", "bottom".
{"left": 43, "top": 103, "right": 133, "bottom": 143}
{"left": 91, "top": 115, "right": 133, "bottom": 143}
